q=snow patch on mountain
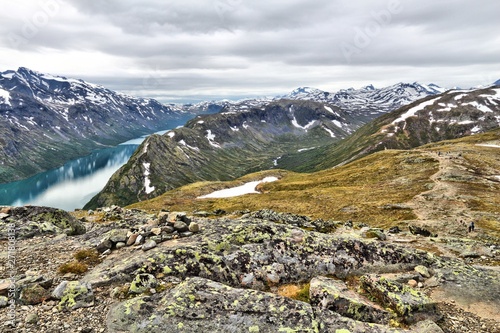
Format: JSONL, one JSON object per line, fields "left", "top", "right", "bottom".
{"left": 0, "top": 88, "right": 11, "bottom": 106}
{"left": 206, "top": 130, "right": 221, "bottom": 148}
{"left": 143, "top": 162, "right": 155, "bottom": 194}
{"left": 464, "top": 101, "right": 492, "bottom": 113}
{"left": 392, "top": 97, "right": 441, "bottom": 126}
{"left": 324, "top": 105, "right": 334, "bottom": 113}
{"left": 197, "top": 177, "right": 278, "bottom": 199}
{"left": 322, "top": 126, "right": 336, "bottom": 138}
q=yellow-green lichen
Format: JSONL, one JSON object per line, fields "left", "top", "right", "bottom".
{"left": 249, "top": 326, "right": 260, "bottom": 332}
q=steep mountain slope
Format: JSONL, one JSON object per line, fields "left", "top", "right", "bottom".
{"left": 278, "top": 85, "right": 500, "bottom": 171}
{"left": 85, "top": 99, "right": 359, "bottom": 208}
{"left": 0, "top": 68, "right": 191, "bottom": 183}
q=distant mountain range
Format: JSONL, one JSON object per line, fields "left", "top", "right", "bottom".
{"left": 86, "top": 81, "right": 470, "bottom": 208}
{"left": 0, "top": 68, "right": 193, "bottom": 183}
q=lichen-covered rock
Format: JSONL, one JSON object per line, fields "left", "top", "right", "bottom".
{"left": 0, "top": 206, "right": 85, "bottom": 239}
{"left": 360, "top": 275, "right": 437, "bottom": 324}
{"left": 414, "top": 266, "right": 431, "bottom": 278}
{"left": 52, "top": 281, "right": 94, "bottom": 311}
{"left": 315, "top": 309, "right": 407, "bottom": 333}
{"left": 129, "top": 274, "right": 157, "bottom": 294}
{"left": 83, "top": 218, "right": 436, "bottom": 290}
{"left": 361, "top": 228, "right": 387, "bottom": 241}
{"left": 309, "top": 276, "right": 391, "bottom": 325}
{"left": 107, "top": 276, "right": 318, "bottom": 333}
{"left": 107, "top": 229, "right": 129, "bottom": 243}
{"left": 413, "top": 319, "right": 444, "bottom": 333}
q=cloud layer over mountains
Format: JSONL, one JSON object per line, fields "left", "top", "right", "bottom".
{"left": 0, "top": 0, "right": 498, "bottom": 102}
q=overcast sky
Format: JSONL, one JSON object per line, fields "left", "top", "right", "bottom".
{"left": 1, "top": 0, "right": 499, "bottom": 103}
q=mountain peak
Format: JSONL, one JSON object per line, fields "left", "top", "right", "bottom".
{"left": 494, "top": 79, "right": 500, "bottom": 86}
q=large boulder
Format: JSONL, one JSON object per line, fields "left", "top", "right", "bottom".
{"left": 309, "top": 276, "right": 391, "bottom": 324}
{"left": 0, "top": 206, "right": 85, "bottom": 239}
{"left": 107, "top": 276, "right": 317, "bottom": 333}
{"left": 360, "top": 275, "right": 438, "bottom": 324}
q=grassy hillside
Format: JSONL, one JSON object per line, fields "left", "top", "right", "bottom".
{"left": 129, "top": 129, "right": 500, "bottom": 239}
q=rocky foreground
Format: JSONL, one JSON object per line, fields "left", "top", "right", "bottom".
{"left": 0, "top": 206, "right": 499, "bottom": 333}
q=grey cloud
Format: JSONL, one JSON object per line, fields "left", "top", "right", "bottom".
{"left": 0, "top": 0, "right": 498, "bottom": 101}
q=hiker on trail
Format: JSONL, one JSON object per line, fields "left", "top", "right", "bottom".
{"left": 468, "top": 221, "right": 475, "bottom": 233}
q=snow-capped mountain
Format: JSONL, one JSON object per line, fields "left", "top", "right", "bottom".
{"left": 281, "top": 82, "right": 446, "bottom": 119}
{"left": 0, "top": 67, "right": 192, "bottom": 183}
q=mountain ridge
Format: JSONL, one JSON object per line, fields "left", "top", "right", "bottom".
{"left": 0, "top": 67, "right": 193, "bottom": 183}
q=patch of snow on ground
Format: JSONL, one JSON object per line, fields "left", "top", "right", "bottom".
{"left": 292, "top": 116, "right": 316, "bottom": 131}
{"left": 230, "top": 126, "right": 240, "bottom": 131}
{"left": 324, "top": 105, "right": 334, "bottom": 113}
{"left": 322, "top": 126, "right": 335, "bottom": 138}
{"left": 197, "top": 120, "right": 204, "bottom": 124}
{"left": 0, "top": 88, "right": 11, "bottom": 106}
{"left": 206, "top": 130, "right": 220, "bottom": 148}
{"left": 143, "top": 162, "right": 155, "bottom": 194}
{"left": 477, "top": 144, "right": 500, "bottom": 148}
{"left": 392, "top": 97, "right": 441, "bottom": 125}
{"left": 167, "top": 132, "right": 175, "bottom": 138}
{"left": 453, "top": 94, "right": 467, "bottom": 101}
{"left": 465, "top": 101, "right": 492, "bottom": 113}
{"left": 298, "top": 147, "right": 316, "bottom": 152}
{"left": 273, "top": 157, "right": 281, "bottom": 166}
{"left": 437, "top": 103, "right": 456, "bottom": 112}
{"left": 471, "top": 126, "right": 482, "bottom": 134}
{"left": 198, "top": 177, "right": 279, "bottom": 199}
{"left": 332, "top": 120, "right": 343, "bottom": 128}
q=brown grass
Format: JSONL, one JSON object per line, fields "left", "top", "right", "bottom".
{"left": 130, "top": 150, "right": 437, "bottom": 228}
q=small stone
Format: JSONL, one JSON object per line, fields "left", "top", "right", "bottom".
{"left": 0, "top": 296, "right": 8, "bottom": 308}
{"left": 173, "top": 221, "right": 189, "bottom": 232}
{"left": 142, "top": 240, "right": 157, "bottom": 251}
{"left": 108, "top": 229, "right": 129, "bottom": 243}
{"left": 158, "top": 211, "right": 169, "bottom": 224}
{"left": 180, "top": 231, "right": 193, "bottom": 238}
{"left": 115, "top": 242, "right": 126, "bottom": 249}
{"left": 96, "top": 239, "right": 112, "bottom": 253}
{"left": 102, "top": 249, "right": 111, "bottom": 256}
{"left": 151, "top": 227, "right": 162, "bottom": 236}
{"left": 408, "top": 279, "right": 418, "bottom": 288}
{"left": 25, "top": 313, "right": 39, "bottom": 324}
{"left": 161, "top": 226, "right": 175, "bottom": 234}
{"left": 135, "top": 234, "right": 144, "bottom": 245}
{"left": 417, "top": 282, "right": 424, "bottom": 288}
{"left": 19, "top": 284, "right": 51, "bottom": 305}
{"left": 188, "top": 222, "right": 200, "bottom": 233}
{"left": 415, "top": 265, "right": 431, "bottom": 278}
{"left": 127, "top": 233, "right": 139, "bottom": 246}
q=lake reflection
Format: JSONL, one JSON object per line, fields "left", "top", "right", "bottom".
{"left": 0, "top": 145, "right": 138, "bottom": 211}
